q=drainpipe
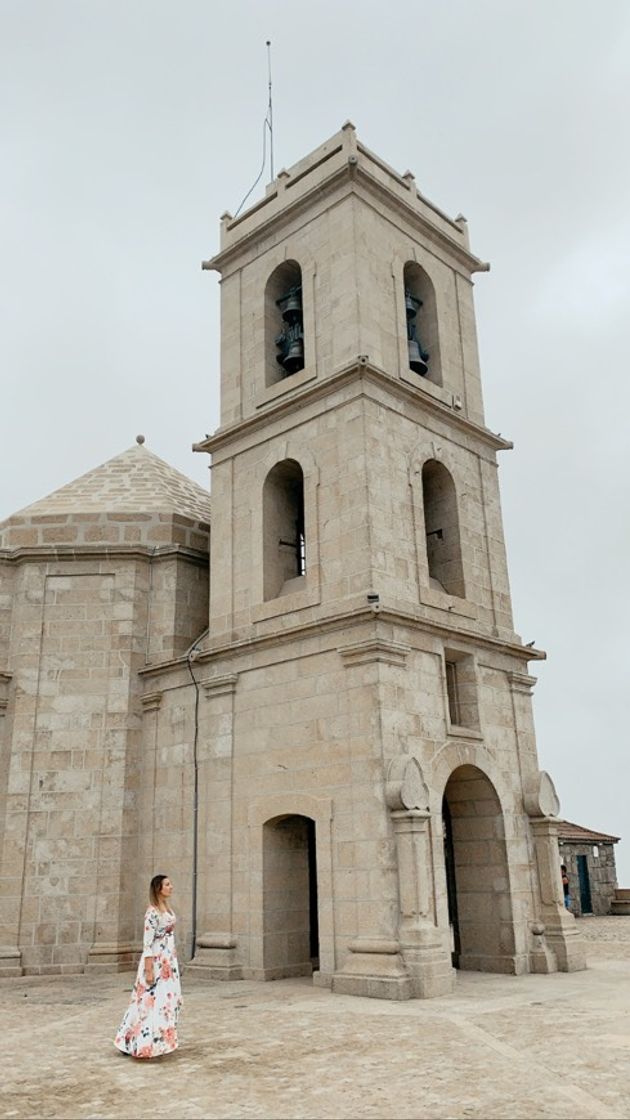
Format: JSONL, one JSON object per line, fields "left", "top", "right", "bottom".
{"left": 186, "top": 631, "right": 207, "bottom": 960}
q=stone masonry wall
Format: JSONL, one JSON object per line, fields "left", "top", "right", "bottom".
{"left": 149, "top": 608, "right": 546, "bottom": 982}
{"left": 560, "top": 841, "right": 618, "bottom": 917}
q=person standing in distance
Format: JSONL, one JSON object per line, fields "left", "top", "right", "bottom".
{"left": 561, "top": 864, "right": 572, "bottom": 911}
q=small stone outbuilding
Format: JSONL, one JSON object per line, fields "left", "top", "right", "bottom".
{"left": 558, "top": 821, "right": 620, "bottom": 916}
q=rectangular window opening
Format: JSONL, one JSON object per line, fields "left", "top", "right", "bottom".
{"left": 445, "top": 660, "right": 461, "bottom": 726}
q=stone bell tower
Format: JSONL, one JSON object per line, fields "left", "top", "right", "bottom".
{"left": 189, "top": 123, "right": 583, "bottom": 998}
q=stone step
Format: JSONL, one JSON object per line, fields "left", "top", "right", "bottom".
{"left": 611, "top": 899, "right": 630, "bottom": 916}
{"left": 615, "top": 888, "right": 630, "bottom": 901}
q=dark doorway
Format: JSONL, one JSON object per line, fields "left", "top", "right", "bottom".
{"left": 262, "top": 814, "right": 319, "bottom": 978}
{"left": 577, "top": 855, "right": 593, "bottom": 914}
{"left": 306, "top": 818, "right": 319, "bottom": 965}
{"left": 442, "top": 795, "right": 461, "bottom": 967}
{"left": 442, "top": 765, "right": 516, "bottom": 973}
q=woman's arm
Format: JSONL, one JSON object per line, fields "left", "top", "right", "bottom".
{"left": 142, "top": 908, "right": 159, "bottom": 985}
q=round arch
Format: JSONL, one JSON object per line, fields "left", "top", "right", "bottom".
{"left": 440, "top": 762, "right": 518, "bottom": 973}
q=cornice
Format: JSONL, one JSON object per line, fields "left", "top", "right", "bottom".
{"left": 0, "top": 670, "right": 11, "bottom": 713}
{"left": 201, "top": 673, "right": 239, "bottom": 698}
{"left": 141, "top": 690, "right": 163, "bottom": 712}
{"left": 508, "top": 671, "right": 538, "bottom": 695}
{"left": 0, "top": 543, "right": 209, "bottom": 567}
{"left": 352, "top": 162, "right": 489, "bottom": 277}
{"left": 203, "top": 158, "right": 487, "bottom": 279}
{"left": 139, "top": 603, "right": 545, "bottom": 680}
{"left": 339, "top": 638, "right": 410, "bottom": 667}
{"left": 193, "top": 359, "right": 512, "bottom": 459}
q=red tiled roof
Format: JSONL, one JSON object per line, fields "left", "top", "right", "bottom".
{"left": 557, "top": 820, "right": 620, "bottom": 844}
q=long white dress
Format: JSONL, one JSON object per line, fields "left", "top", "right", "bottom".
{"left": 114, "top": 906, "right": 183, "bottom": 1058}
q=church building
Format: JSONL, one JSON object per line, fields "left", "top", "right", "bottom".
{"left": 0, "top": 125, "right": 584, "bottom": 997}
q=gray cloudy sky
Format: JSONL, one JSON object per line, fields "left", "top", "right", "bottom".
{"left": 2, "top": 1, "right": 629, "bottom": 878}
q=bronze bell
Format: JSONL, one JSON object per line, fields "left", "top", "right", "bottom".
{"left": 408, "top": 338, "right": 429, "bottom": 376}
{"left": 277, "top": 285, "right": 303, "bottom": 322}
{"left": 282, "top": 335, "right": 304, "bottom": 374}
{"left": 405, "top": 287, "right": 429, "bottom": 376}
{"left": 405, "top": 290, "right": 422, "bottom": 318}
{"left": 275, "top": 284, "right": 305, "bottom": 375}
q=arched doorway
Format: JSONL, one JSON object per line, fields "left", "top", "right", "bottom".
{"left": 262, "top": 814, "right": 319, "bottom": 979}
{"left": 442, "top": 765, "right": 516, "bottom": 973}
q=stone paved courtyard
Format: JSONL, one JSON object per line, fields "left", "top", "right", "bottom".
{"left": 8, "top": 917, "right": 630, "bottom": 1120}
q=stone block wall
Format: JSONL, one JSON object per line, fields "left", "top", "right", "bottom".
{"left": 214, "top": 123, "right": 485, "bottom": 430}
{"left": 560, "top": 841, "right": 618, "bottom": 917}
{"left": 0, "top": 503, "right": 209, "bottom": 974}
{"left": 135, "top": 676, "right": 197, "bottom": 961}
{"left": 0, "top": 561, "right": 148, "bottom": 973}
{"left": 0, "top": 511, "right": 209, "bottom": 553}
{"left": 137, "top": 608, "right": 550, "bottom": 984}
{"left": 209, "top": 385, "right": 514, "bottom": 647}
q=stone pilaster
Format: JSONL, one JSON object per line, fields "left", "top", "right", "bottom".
{"left": 529, "top": 815, "right": 585, "bottom": 973}
{"left": 332, "top": 937, "right": 411, "bottom": 1000}
{"left": 187, "top": 673, "right": 242, "bottom": 981}
{"left": 391, "top": 808, "right": 454, "bottom": 997}
{"left": 332, "top": 640, "right": 411, "bottom": 1001}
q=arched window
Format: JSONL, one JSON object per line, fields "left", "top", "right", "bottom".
{"left": 265, "top": 261, "right": 305, "bottom": 386}
{"left": 403, "top": 262, "right": 441, "bottom": 386}
{"left": 263, "top": 459, "right": 306, "bottom": 600}
{"left": 421, "top": 460, "right": 464, "bottom": 597}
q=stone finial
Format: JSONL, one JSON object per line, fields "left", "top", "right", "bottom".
{"left": 135, "top": 434, "right": 145, "bottom": 445}
{"left": 276, "top": 168, "right": 291, "bottom": 192}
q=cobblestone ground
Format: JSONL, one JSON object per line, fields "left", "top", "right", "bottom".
{"left": 7, "top": 916, "right": 630, "bottom": 1120}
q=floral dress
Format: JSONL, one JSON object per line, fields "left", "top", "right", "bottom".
{"left": 114, "top": 906, "right": 182, "bottom": 1058}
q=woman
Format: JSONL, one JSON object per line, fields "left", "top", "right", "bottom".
{"left": 114, "top": 874, "right": 182, "bottom": 1058}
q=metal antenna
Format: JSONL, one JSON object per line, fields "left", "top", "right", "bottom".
{"left": 233, "top": 41, "right": 276, "bottom": 218}
{"left": 266, "top": 39, "right": 274, "bottom": 182}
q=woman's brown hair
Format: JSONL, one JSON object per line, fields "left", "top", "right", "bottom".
{"left": 149, "top": 874, "right": 168, "bottom": 908}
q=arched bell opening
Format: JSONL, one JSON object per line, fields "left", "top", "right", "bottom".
{"left": 262, "top": 814, "right": 319, "bottom": 979}
{"left": 262, "top": 458, "right": 306, "bottom": 601}
{"left": 442, "top": 765, "right": 516, "bottom": 974}
{"left": 403, "top": 262, "right": 442, "bottom": 386}
{"left": 421, "top": 459, "right": 465, "bottom": 598}
{"left": 265, "top": 260, "right": 305, "bottom": 386}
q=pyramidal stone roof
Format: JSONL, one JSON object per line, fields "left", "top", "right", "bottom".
{"left": 13, "top": 443, "right": 210, "bottom": 525}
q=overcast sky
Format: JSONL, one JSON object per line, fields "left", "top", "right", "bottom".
{"left": 2, "top": 1, "right": 629, "bottom": 880}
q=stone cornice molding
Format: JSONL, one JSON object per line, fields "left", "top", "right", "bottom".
{"left": 139, "top": 603, "right": 545, "bottom": 680}
{"left": 508, "top": 671, "right": 538, "bottom": 695}
{"left": 339, "top": 638, "right": 410, "bottom": 668}
{"left": 0, "top": 671, "right": 10, "bottom": 714}
{"left": 204, "top": 143, "right": 486, "bottom": 281}
{"left": 201, "top": 673, "right": 239, "bottom": 698}
{"left": 193, "top": 360, "right": 512, "bottom": 460}
{"left": 141, "top": 690, "right": 163, "bottom": 712}
{"left": 0, "top": 543, "right": 209, "bottom": 567}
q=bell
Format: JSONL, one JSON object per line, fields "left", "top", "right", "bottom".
{"left": 408, "top": 338, "right": 429, "bottom": 376}
{"left": 405, "top": 290, "right": 422, "bottom": 318}
{"left": 277, "top": 286, "right": 303, "bottom": 322}
{"left": 282, "top": 336, "right": 304, "bottom": 374}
